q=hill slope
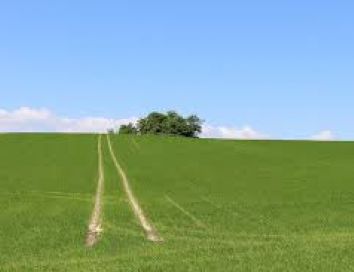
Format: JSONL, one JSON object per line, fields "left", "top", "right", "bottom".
{"left": 1, "top": 134, "right": 354, "bottom": 271}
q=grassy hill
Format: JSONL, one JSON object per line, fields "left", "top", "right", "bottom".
{"left": 1, "top": 134, "right": 354, "bottom": 271}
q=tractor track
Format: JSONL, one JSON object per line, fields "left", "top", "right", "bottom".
{"left": 85, "top": 134, "right": 104, "bottom": 247}
{"left": 107, "top": 134, "right": 163, "bottom": 242}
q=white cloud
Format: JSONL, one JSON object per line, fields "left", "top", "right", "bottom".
{"left": 201, "top": 124, "right": 268, "bottom": 140}
{"left": 0, "top": 107, "right": 267, "bottom": 137}
{"left": 0, "top": 107, "right": 137, "bottom": 133}
{"left": 0, "top": 107, "right": 341, "bottom": 141}
{"left": 310, "top": 130, "right": 335, "bottom": 141}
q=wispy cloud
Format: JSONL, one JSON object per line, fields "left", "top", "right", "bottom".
{"left": 0, "top": 107, "right": 343, "bottom": 141}
{"left": 201, "top": 124, "right": 268, "bottom": 140}
{"left": 0, "top": 107, "right": 137, "bottom": 133}
{"left": 0, "top": 107, "right": 269, "bottom": 138}
{"left": 310, "top": 130, "right": 335, "bottom": 141}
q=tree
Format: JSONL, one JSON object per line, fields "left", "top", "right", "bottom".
{"left": 137, "top": 112, "right": 167, "bottom": 134}
{"left": 137, "top": 111, "right": 203, "bottom": 137}
{"left": 185, "top": 114, "right": 203, "bottom": 137}
{"left": 118, "top": 123, "right": 138, "bottom": 135}
{"left": 117, "top": 111, "right": 203, "bottom": 138}
{"left": 164, "top": 111, "right": 186, "bottom": 135}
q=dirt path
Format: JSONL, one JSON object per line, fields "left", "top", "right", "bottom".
{"left": 85, "top": 134, "right": 105, "bottom": 247}
{"left": 107, "top": 135, "right": 163, "bottom": 242}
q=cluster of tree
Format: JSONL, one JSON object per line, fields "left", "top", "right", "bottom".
{"left": 118, "top": 111, "right": 203, "bottom": 138}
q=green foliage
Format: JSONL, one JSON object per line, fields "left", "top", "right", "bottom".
{"left": 132, "top": 111, "right": 202, "bottom": 137}
{"left": 137, "top": 112, "right": 168, "bottom": 135}
{"left": 119, "top": 122, "right": 138, "bottom": 135}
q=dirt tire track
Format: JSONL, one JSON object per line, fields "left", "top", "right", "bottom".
{"left": 85, "top": 134, "right": 105, "bottom": 247}
{"left": 107, "top": 134, "right": 163, "bottom": 242}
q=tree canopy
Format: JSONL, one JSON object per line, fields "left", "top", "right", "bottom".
{"left": 118, "top": 123, "right": 138, "bottom": 135}
{"left": 118, "top": 111, "right": 203, "bottom": 138}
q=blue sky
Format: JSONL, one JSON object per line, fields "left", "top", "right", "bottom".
{"left": 0, "top": 1, "right": 353, "bottom": 139}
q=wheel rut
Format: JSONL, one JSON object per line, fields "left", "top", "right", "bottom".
{"left": 85, "top": 134, "right": 105, "bottom": 247}
{"left": 107, "top": 135, "right": 163, "bottom": 242}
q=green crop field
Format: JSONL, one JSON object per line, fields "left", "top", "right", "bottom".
{"left": 1, "top": 134, "right": 354, "bottom": 271}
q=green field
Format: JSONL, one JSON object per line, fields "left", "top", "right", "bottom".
{"left": 1, "top": 134, "right": 354, "bottom": 271}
